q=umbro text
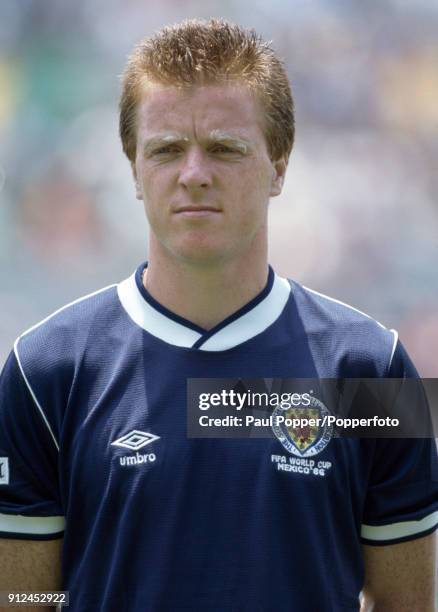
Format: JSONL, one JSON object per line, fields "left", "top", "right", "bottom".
{"left": 119, "top": 452, "right": 156, "bottom": 466}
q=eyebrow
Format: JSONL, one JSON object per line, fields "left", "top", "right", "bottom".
{"left": 143, "top": 134, "right": 189, "bottom": 154}
{"left": 143, "top": 130, "right": 251, "bottom": 155}
{"left": 208, "top": 130, "right": 250, "bottom": 154}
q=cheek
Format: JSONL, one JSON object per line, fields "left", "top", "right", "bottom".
{"left": 232, "top": 168, "right": 272, "bottom": 214}
{"left": 242, "top": 157, "right": 272, "bottom": 191}
{"left": 137, "top": 167, "right": 153, "bottom": 199}
{"left": 138, "top": 169, "right": 168, "bottom": 209}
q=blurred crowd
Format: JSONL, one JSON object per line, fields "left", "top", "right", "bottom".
{"left": 0, "top": 0, "right": 437, "bottom": 374}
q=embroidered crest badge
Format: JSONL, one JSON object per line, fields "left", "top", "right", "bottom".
{"left": 272, "top": 396, "right": 333, "bottom": 457}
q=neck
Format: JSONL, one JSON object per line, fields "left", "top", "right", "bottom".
{"left": 144, "top": 249, "right": 269, "bottom": 331}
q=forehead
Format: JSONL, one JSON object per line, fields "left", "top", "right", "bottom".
{"left": 135, "top": 82, "right": 264, "bottom": 140}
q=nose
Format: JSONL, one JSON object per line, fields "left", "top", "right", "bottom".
{"left": 177, "top": 147, "right": 212, "bottom": 192}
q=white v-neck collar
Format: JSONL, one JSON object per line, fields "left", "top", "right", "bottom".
{"left": 117, "top": 264, "right": 291, "bottom": 351}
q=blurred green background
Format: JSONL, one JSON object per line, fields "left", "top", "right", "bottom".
{"left": 1, "top": 0, "right": 437, "bottom": 374}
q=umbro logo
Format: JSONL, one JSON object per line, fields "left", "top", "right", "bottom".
{"left": 111, "top": 430, "right": 160, "bottom": 451}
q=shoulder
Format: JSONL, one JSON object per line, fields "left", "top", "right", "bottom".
{"left": 289, "top": 280, "right": 399, "bottom": 377}
{"left": 3, "top": 279, "right": 138, "bottom": 449}
{"left": 14, "top": 282, "right": 121, "bottom": 376}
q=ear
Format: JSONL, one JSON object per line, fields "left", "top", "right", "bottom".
{"left": 131, "top": 161, "right": 143, "bottom": 201}
{"left": 270, "top": 156, "right": 288, "bottom": 197}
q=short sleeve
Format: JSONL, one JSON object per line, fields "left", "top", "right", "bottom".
{"left": 360, "top": 340, "right": 438, "bottom": 545}
{"left": 0, "top": 350, "right": 65, "bottom": 539}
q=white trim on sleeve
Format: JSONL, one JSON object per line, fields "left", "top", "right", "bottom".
{"left": 0, "top": 512, "right": 65, "bottom": 535}
{"left": 361, "top": 510, "right": 438, "bottom": 542}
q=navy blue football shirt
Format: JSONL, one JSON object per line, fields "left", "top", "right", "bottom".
{"left": 0, "top": 263, "right": 437, "bottom": 611}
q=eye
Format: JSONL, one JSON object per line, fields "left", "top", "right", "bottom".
{"left": 211, "top": 144, "right": 232, "bottom": 153}
{"left": 210, "top": 144, "right": 243, "bottom": 156}
{"left": 150, "top": 145, "right": 182, "bottom": 157}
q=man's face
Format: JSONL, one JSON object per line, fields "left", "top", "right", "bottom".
{"left": 133, "top": 82, "right": 286, "bottom": 266}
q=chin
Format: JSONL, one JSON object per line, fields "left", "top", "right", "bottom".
{"left": 172, "top": 240, "right": 233, "bottom": 267}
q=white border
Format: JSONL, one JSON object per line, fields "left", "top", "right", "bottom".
{"left": 117, "top": 272, "right": 291, "bottom": 351}
{"left": 361, "top": 510, "right": 438, "bottom": 541}
{"left": 201, "top": 276, "right": 291, "bottom": 351}
{"left": 0, "top": 512, "right": 65, "bottom": 535}
{"left": 117, "top": 274, "right": 202, "bottom": 348}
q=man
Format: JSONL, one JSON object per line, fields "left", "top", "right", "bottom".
{"left": 0, "top": 19, "right": 437, "bottom": 612}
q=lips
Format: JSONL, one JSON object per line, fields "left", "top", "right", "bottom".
{"left": 174, "top": 206, "right": 222, "bottom": 217}
{"left": 175, "top": 206, "right": 221, "bottom": 213}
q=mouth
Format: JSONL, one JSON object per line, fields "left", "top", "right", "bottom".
{"left": 174, "top": 206, "right": 222, "bottom": 217}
